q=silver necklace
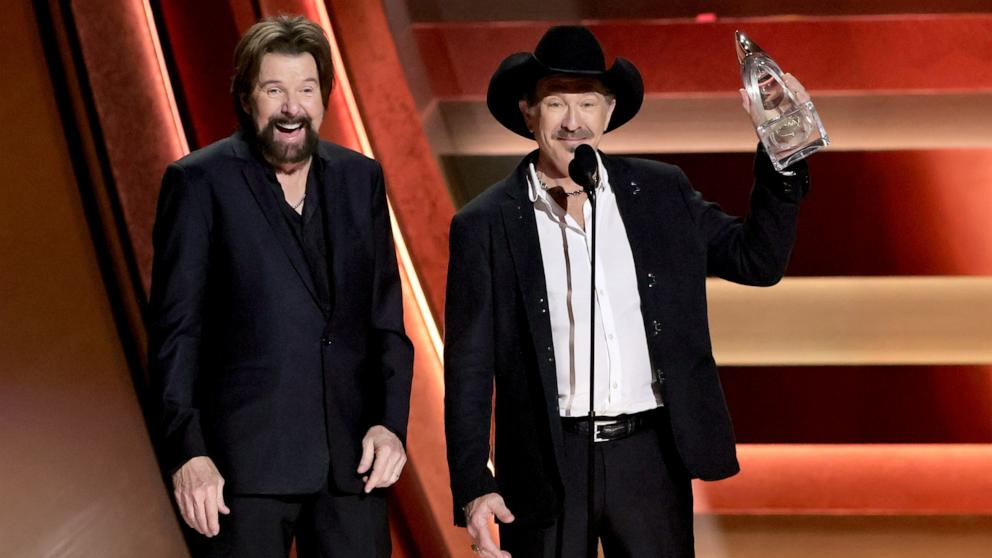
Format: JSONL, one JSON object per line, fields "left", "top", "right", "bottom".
{"left": 537, "top": 175, "right": 585, "bottom": 197}
{"left": 290, "top": 192, "right": 306, "bottom": 210}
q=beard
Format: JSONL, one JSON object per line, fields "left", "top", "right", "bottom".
{"left": 251, "top": 114, "right": 319, "bottom": 165}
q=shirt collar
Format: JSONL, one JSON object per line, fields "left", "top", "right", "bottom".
{"left": 526, "top": 150, "right": 610, "bottom": 204}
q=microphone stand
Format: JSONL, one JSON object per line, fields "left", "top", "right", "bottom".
{"left": 568, "top": 145, "right": 602, "bottom": 558}
{"left": 584, "top": 178, "right": 598, "bottom": 558}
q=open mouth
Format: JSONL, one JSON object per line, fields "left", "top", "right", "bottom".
{"left": 274, "top": 121, "right": 304, "bottom": 134}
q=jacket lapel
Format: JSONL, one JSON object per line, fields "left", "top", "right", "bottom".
{"left": 606, "top": 154, "right": 682, "bottom": 349}
{"left": 234, "top": 136, "right": 321, "bottom": 308}
{"left": 316, "top": 151, "right": 337, "bottom": 319}
{"left": 607, "top": 156, "right": 653, "bottom": 270}
{"left": 607, "top": 154, "right": 679, "bottom": 278}
{"left": 499, "top": 156, "right": 563, "bottom": 446}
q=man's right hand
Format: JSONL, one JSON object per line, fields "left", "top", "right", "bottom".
{"left": 464, "top": 492, "right": 515, "bottom": 558}
{"left": 172, "top": 456, "right": 230, "bottom": 537}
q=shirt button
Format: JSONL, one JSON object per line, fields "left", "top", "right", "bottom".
{"left": 607, "top": 334, "right": 615, "bottom": 340}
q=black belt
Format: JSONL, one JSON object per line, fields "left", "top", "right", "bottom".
{"left": 561, "top": 409, "right": 658, "bottom": 442}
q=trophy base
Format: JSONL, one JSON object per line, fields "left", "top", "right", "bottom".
{"left": 757, "top": 101, "right": 830, "bottom": 171}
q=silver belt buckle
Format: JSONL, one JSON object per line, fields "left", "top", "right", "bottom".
{"left": 593, "top": 418, "right": 621, "bottom": 442}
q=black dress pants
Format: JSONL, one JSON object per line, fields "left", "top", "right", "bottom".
{"left": 500, "top": 409, "right": 694, "bottom": 558}
{"left": 190, "top": 483, "right": 390, "bottom": 558}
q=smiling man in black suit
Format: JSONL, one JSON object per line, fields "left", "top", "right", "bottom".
{"left": 444, "top": 26, "right": 811, "bottom": 557}
{"left": 148, "top": 15, "right": 412, "bottom": 558}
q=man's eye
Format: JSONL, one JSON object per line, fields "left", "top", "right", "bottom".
{"left": 266, "top": 88, "right": 282, "bottom": 96}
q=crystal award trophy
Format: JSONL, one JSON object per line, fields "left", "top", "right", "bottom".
{"left": 735, "top": 31, "right": 828, "bottom": 171}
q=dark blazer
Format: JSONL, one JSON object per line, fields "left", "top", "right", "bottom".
{"left": 444, "top": 148, "right": 808, "bottom": 526}
{"left": 148, "top": 133, "right": 413, "bottom": 495}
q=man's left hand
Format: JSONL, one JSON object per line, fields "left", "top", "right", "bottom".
{"left": 356, "top": 425, "right": 407, "bottom": 493}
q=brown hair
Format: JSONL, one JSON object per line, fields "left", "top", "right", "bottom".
{"left": 231, "top": 15, "right": 334, "bottom": 131}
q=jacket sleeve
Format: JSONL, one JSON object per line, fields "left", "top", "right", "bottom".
{"left": 443, "top": 211, "right": 499, "bottom": 526}
{"left": 680, "top": 144, "right": 810, "bottom": 285}
{"left": 147, "top": 162, "right": 212, "bottom": 473}
{"left": 368, "top": 163, "right": 414, "bottom": 443}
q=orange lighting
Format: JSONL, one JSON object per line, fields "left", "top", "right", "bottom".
{"left": 307, "top": 1, "right": 444, "bottom": 362}
{"left": 696, "top": 444, "right": 992, "bottom": 514}
{"left": 141, "top": 0, "right": 188, "bottom": 155}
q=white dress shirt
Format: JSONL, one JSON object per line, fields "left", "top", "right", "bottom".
{"left": 527, "top": 156, "right": 662, "bottom": 417}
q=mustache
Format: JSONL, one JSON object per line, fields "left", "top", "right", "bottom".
{"left": 554, "top": 130, "right": 593, "bottom": 141}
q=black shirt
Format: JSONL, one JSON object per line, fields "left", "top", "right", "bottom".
{"left": 260, "top": 157, "right": 333, "bottom": 317}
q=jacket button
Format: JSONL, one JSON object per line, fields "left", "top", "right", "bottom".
{"left": 321, "top": 337, "right": 333, "bottom": 346}
{"left": 651, "top": 320, "right": 662, "bottom": 336}
{"left": 646, "top": 273, "right": 657, "bottom": 288}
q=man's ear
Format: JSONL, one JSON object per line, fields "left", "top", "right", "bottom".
{"left": 604, "top": 97, "right": 617, "bottom": 129}
{"left": 240, "top": 93, "right": 252, "bottom": 117}
{"left": 519, "top": 99, "right": 534, "bottom": 133}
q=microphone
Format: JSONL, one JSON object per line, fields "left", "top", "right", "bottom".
{"left": 568, "top": 144, "right": 599, "bottom": 198}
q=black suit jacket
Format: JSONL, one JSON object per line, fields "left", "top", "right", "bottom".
{"left": 444, "top": 148, "right": 808, "bottom": 526}
{"left": 148, "top": 133, "right": 413, "bottom": 495}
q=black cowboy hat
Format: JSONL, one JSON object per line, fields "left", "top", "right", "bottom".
{"left": 487, "top": 26, "right": 644, "bottom": 138}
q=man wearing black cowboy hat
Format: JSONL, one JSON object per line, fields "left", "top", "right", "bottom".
{"left": 444, "top": 26, "right": 810, "bottom": 557}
